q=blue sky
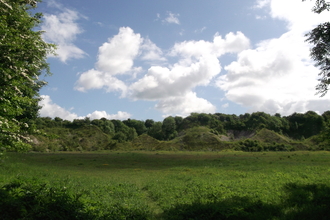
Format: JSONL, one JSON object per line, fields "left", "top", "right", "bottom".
{"left": 36, "top": 0, "right": 330, "bottom": 121}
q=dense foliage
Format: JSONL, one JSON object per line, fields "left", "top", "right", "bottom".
{"left": 304, "top": 0, "right": 330, "bottom": 96}
{"left": 30, "top": 110, "right": 329, "bottom": 152}
{"left": 0, "top": 178, "right": 150, "bottom": 220}
{"left": 0, "top": 0, "right": 55, "bottom": 152}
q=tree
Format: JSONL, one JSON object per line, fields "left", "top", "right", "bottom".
{"left": 0, "top": 0, "right": 55, "bottom": 151}
{"left": 198, "top": 113, "right": 212, "bottom": 126}
{"left": 91, "top": 118, "right": 115, "bottom": 135}
{"left": 209, "top": 117, "right": 225, "bottom": 134}
{"left": 179, "top": 113, "right": 200, "bottom": 130}
{"left": 304, "top": 0, "right": 330, "bottom": 96}
{"left": 145, "top": 119, "right": 154, "bottom": 129}
{"left": 147, "top": 121, "right": 164, "bottom": 140}
{"left": 286, "top": 111, "right": 325, "bottom": 139}
{"left": 174, "top": 116, "right": 183, "bottom": 130}
{"left": 162, "top": 116, "right": 177, "bottom": 140}
{"left": 322, "top": 110, "right": 330, "bottom": 122}
{"left": 123, "top": 119, "right": 147, "bottom": 136}
{"left": 111, "top": 120, "right": 137, "bottom": 142}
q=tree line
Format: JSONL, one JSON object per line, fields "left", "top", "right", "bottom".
{"left": 34, "top": 110, "right": 330, "bottom": 142}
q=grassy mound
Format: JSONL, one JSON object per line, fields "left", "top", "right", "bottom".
{"left": 31, "top": 125, "right": 112, "bottom": 152}
{"left": 255, "top": 128, "right": 311, "bottom": 151}
{"left": 132, "top": 134, "right": 160, "bottom": 150}
{"left": 173, "top": 127, "right": 234, "bottom": 151}
{"left": 251, "top": 128, "right": 291, "bottom": 144}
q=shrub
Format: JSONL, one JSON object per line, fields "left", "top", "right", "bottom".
{"left": 235, "top": 139, "right": 295, "bottom": 152}
{"left": 264, "top": 143, "right": 295, "bottom": 151}
{"left": 0, "top": 178, "right": 151, "bottom": 220}
{"left": 0, "top": 178, "right": 94, "bottom": 220}
{"left": 237, "top": 139, "right": 263, "bottom": 152}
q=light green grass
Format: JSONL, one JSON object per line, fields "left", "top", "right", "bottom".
{"left": 1, "top": 151, "right": 330, "bottom": 219}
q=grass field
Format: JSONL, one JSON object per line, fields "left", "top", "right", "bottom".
{"left": 1, "top": 151, "right": 330, "bottom": 219}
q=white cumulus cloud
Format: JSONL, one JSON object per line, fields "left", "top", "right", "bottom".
{"left": 41, "top": 8, "right": 86, "bottom": 62}
{"left": 75, "top": 27, "right": 144, "bottom": 96}
{"left": 216, "top": 0, "right": 330, "bottom": 116}
{"left": 130, "top": 55, "right": 221, "bottom": 100}
{"left": 129, "top": 32, "right": 250, "bottom": 116}
{"left": 140, "top": 38, "right": 167, "bottom": 62}
{"left": 75, "top": 27, "right": 251, "bottom": 117}
{"left": 39, "top": 95, "right": 131, "bottom": 121}
{"left": 74, "top": 69, "right": 128, "bottom": 96}
{"left": 156, "top": 92, "right": 216, "bottom": 116}
{"left": 96, "top": 27, "right": 143, "bottom": 74}
{"left": 86, "top": 110, "right": 131, "bottom": 120}
{"left": 39, "top": 95, "right": 79, "bottom": 121}
{"left": 74, "top": 27, "right": 166, "bottom": 96}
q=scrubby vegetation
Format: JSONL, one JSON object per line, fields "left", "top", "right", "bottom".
{"left": 27, "top": 111, "right": 329, "bottom": 152}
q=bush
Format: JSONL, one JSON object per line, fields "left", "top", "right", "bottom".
{"left": 235, "top": 139, "right": 295, "bottom": 152}
{"left": 237, "top": 139, "right": 263, "bottom": 152}
{"left": 0, "top": 178, "right": 94, "bottom": 220}
{"left": 264, "top": 143, "right": 295, "bottom": 151}
{"left": 0, "top": 178, "right": 151, "bottom": 220}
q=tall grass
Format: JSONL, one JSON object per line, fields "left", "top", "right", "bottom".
{"left": 1, "top": 151, "right": 330, "bottom": 219}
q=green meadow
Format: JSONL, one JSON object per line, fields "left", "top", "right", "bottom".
{"left": 1, "top": 151, "right": 330, "bottom": 219}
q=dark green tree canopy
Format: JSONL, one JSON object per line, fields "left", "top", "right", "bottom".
{"left": 123, "top": 119, "right": 147, "bottom": 136}
{"left": 0, "top": 0, "right": 55, "bottom": 151}
{"left": 162, "top": 116, "right": 177, "bottom": 140}
{"left": 145, "top": 119, "right": 154, "bottom": 128}
{"left": 304, "top": 0, "right": 330, "bottom": 96}
{"left": 147, "top": 121, "right": 164, "bottom": 140}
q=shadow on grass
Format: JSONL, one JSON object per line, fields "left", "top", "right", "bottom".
{"left": 161, "top": 183, "right": 330, "bottom": 220}
{"left": 281, "top": 183, "right": 330, "bottom": 220}
{"left": 0, "top": 178, "right": 149, "bottom": 220}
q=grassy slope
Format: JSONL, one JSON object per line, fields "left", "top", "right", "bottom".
{"left": 31, "top": 125, "right": 112, "bottom": 152}
{"left": 251, "top": 128, "right": 291, "bottom": 143}
{"left": 171, "top": 126, "right": 234, "bottom": 150}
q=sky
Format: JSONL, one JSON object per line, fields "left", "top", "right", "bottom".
{"left": 35, "top": 0, "right": 330, "bottom": 122}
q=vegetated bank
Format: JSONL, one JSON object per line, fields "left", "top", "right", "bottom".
{"left": 29, "top": 110, "right": 330, "bottom": 152}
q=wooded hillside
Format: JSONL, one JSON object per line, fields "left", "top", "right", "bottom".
{"left": 27, "top": 111, "right": 330, "bottom": 152}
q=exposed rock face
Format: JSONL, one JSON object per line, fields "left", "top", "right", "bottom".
{"left": 227, "top": 130, "right": 256, "bottom": 140}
